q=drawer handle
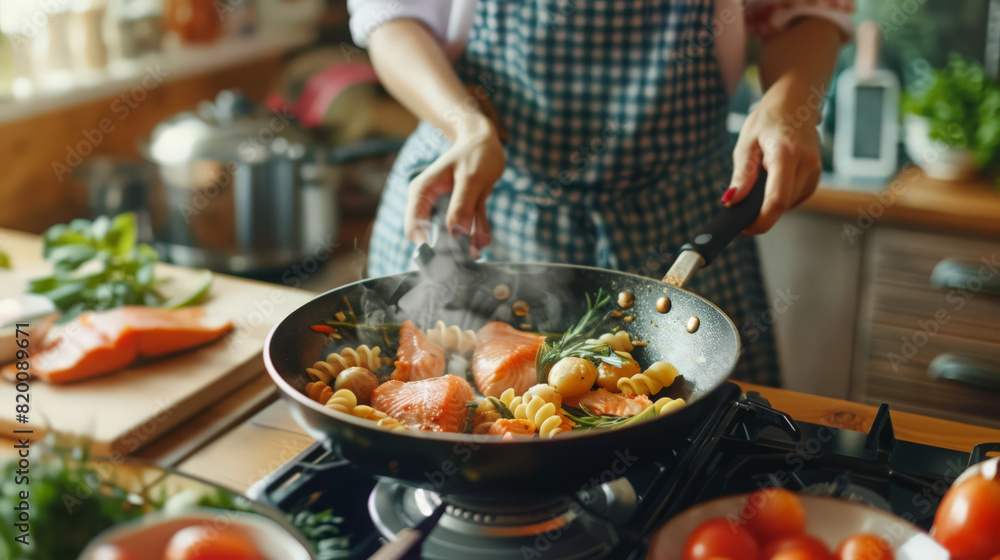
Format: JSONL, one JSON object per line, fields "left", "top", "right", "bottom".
{"left": 930, "top": 258, "right": 1000, "bottom": 296}
{"left": 928, "top": 352, "right": 1000, "bottom": 393}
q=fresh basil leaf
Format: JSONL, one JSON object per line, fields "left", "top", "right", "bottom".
{"left": 107, "top": 213, "right": 138, "bottom": 255}
{"left": 90, "top": 215, "right": 111, "bottom": 244}
{"left": 41, "top": 282, "right": 88, "bottom": 308}
{"left": 48, "top": 243, "right": 97, "bottom": 269}
{"left": 54, "top": 256, "right": 107, "bottom": 283}
{"left": 41, "top": 224, "right": 89, "bottom": 257}
{"left": 135, "top": 262, "right": 155, "bottom": 287}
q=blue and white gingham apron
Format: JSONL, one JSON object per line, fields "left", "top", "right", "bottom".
{"left": 367, "top": 0, "right": 779, "bottom": 385}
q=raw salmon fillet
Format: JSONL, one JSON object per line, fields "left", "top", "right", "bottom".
{"left": 371, "top": 374, "right": 475, "bottom": 433}
{"left": 1, "top": 306, "right": 231, "bottom": 384}
{"left": 472, "top": 322, "right": 546, "bottom": 397}
{"left": 564, "top": 388, "right": 653, "bottom": 417}
{"left": 391, "top": 320, "right": 446, "bottom": 382}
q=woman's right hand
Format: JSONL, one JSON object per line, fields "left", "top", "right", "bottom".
{"left": 404, "top": 113, "right": 505, "bottom": 252}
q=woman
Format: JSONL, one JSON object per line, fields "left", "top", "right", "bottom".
{"left": 349, "top": 0, "right": 853, "bottom": 385}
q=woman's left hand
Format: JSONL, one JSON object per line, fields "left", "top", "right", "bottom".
{"left": 724, "top": 81, "right": 824, "bottom": 235}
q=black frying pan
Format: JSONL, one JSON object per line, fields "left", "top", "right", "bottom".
{"left": 263, "top": 173, "right": 767, "bottom": 498}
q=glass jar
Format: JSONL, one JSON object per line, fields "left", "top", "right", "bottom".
{"left": 70, "top": 0, "right": 110, "bottom": 74}
{"left": 107, "top": 0, "right": 163, "bottom": 68}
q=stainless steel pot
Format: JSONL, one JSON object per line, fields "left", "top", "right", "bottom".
{"left": 140, "top": 90, "right": 402, "bottom": 274}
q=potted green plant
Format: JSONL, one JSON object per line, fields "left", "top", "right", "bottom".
{"left": 902, "top": 55, "right": 1000, "bottom": 181}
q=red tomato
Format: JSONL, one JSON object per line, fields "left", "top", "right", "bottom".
{"left": 681, "top": 518, "right": 761, "bottom": 560}
{"left": 932, "top": 474, "right": 1000, "bottom": 560}
{"left": 164, "top": 525, "right": 264, "bottom": 560}
{"left": 835, "top": 534, "right": 894, "bottom": 560}
{"left": 763, "top": 534, "right": 831, "bottom": 560}
{"left": 740, "top": 488, "right": 807, "bottom": 546}
{"left": 90, "top": 544, "right": 139, "bottom": 560}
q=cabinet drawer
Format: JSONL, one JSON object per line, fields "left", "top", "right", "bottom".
{"left": 853, "top": 228, "right": 1000, "bottom": 428}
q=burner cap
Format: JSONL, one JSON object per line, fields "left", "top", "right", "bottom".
{"left": 368, "top": 480, "right": 621, "bottom": 560}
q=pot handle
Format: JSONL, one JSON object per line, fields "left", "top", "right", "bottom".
{"left": 326, "top": 137, "right": 406, "bottom": 165}
{"left": 662, "top": 170, "right": 767, "bottom": 288}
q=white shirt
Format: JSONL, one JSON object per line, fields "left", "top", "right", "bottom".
{"left": 347, "top": 0, "right": 854, "bottom": 94}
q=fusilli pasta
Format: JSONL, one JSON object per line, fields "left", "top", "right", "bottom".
{"left": 351, "top": 405, "right": 407, "bottom": 431}
{"left": 305, "top": 381, "right": 333, "bottom": 404}
{"left": 617, "top": 361, "right": 680, "bottom": 396}
{"left": 325, "top": 389, "right": 358, "bottom": 414}
{"left": 654, "top": 397, "right": 686, "bottom": 415}
{"left": 498, "top": 387, "right": 523, "bottom": 412}
{"left": 587, "top": 331, "right": 633, "bottom": 352}
{"left": 307, "top": 345, "right": 393, "bottom": 383}
{"left": 426, "top": 320, "right": 477, "bottom": 353}
{"left": 513, "top": 395, "right": 568, "bottom": 438}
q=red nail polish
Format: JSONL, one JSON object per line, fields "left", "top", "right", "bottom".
{"left": 721, "top": 187, "right": 737, "bottom": 203}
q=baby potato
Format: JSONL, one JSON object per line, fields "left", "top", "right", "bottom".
{"left": 547, "top": 358, "right": 598, "bottom": 398}
{"left": 597, "top": 351, "right": 641, "bottom": 392}
{"left": 334, "top": 367, "right": 378, "bottom": 405}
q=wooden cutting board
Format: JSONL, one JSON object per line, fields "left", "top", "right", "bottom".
{"left": 0, "top": 229, "right": 315, "bottom": 456}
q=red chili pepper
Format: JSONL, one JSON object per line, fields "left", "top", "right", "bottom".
{"left": 310, "top": 324, "right": 335, "bottom": 334}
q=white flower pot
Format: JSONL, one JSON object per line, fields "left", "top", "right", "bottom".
{"left": 903, "top": 115, "right": 979, "bottom": 181}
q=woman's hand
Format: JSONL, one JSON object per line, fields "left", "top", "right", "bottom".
{"left": 724, "top": 83, "right": 822, "bottom": 235}
{"left": 723, "top": 17, "right": 843, "bottom": 235}
{"left": 367, "top": 20, "right": 505, "bottom": 251}
{"left": 404, "top": 114, "right": 505, "bottom": 251}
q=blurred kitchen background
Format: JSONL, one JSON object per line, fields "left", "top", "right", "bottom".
{"left": 0, "top": 0, "right": 998, "bottom": 426}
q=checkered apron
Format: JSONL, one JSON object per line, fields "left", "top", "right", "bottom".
{"left": 367, "top": 0, "right": 779, "bottom": 384}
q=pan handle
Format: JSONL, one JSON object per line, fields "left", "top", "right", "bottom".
{"left": 662, "top": 169, "right": 767, "bottom": 287}
{"left": 682, "top": 170, "right": 767, "bottom": 266}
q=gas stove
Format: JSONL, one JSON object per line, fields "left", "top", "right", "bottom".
{"left": 246, "top": 382, "right": 1000, "bottom": 559}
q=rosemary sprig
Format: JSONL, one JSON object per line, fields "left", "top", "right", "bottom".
{"left": 562, "top": 404, "right": 633, "bottom": 430}
{"left": 535, "top": 289, "right": 622, "bottom": 383}
{"left": 486, "top": 397, "right": 516, "bottom": 419}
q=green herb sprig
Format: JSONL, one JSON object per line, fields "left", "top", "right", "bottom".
{"left": 562, "top": 404, "right": 633, "bottom": 430}
{"left": 0, "top": 435, "right": 149, "bottom": 559}
{"left": 535, "top": 289, "right": 622, "bottom": 383}
{"left": 486, "top": 396, "right": 516, "bottom": 419}
{"left": 288, "top": 509, "right": 350, "bottom": 560}
{"left": 27, "top": 214, "right": 211, "bottom": 320}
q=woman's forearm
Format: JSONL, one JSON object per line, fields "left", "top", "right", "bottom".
{"left": 758, "top": 18, "right": 843, "bottom": 124}
{"left": 368, "top": 19, "right": 492, "bottom": 140}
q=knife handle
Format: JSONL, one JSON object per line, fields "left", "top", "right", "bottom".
{"left": 678, "top": 169, "right": 767, "bottom": 266}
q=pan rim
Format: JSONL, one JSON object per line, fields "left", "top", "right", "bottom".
{"left": 262, "top": 261, "right": 742, "bottom": 445}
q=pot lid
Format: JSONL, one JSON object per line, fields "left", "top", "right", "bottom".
{"left": 145, "top": 90, "right": 313, "bottom": 165}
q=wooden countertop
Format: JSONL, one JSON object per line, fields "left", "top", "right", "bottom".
{"left": 803, "top": 166, "right": 1000, "bottom": 238}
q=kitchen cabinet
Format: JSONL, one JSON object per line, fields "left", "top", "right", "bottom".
{"left": 853, "top": 227, "right": 1000, "bottom": 428}
{"left": 757, "top": 211, "right": 863, "bottom": 399}
{"left": 759, "top": 176, "right": 1000, "bottom": 429}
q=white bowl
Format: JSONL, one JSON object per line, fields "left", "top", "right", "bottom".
{"left": 649, "top": 493, "right": 949, "bottom": 560}
{"left": 903, "top": 115, "right": 978, "bottom": 181}
{"left": 77, "top": 507, "right": 315, "bottom": 560}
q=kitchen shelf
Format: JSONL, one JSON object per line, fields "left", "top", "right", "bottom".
{"left": 0, "top": 26, "right": 316, "bottom": 126}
